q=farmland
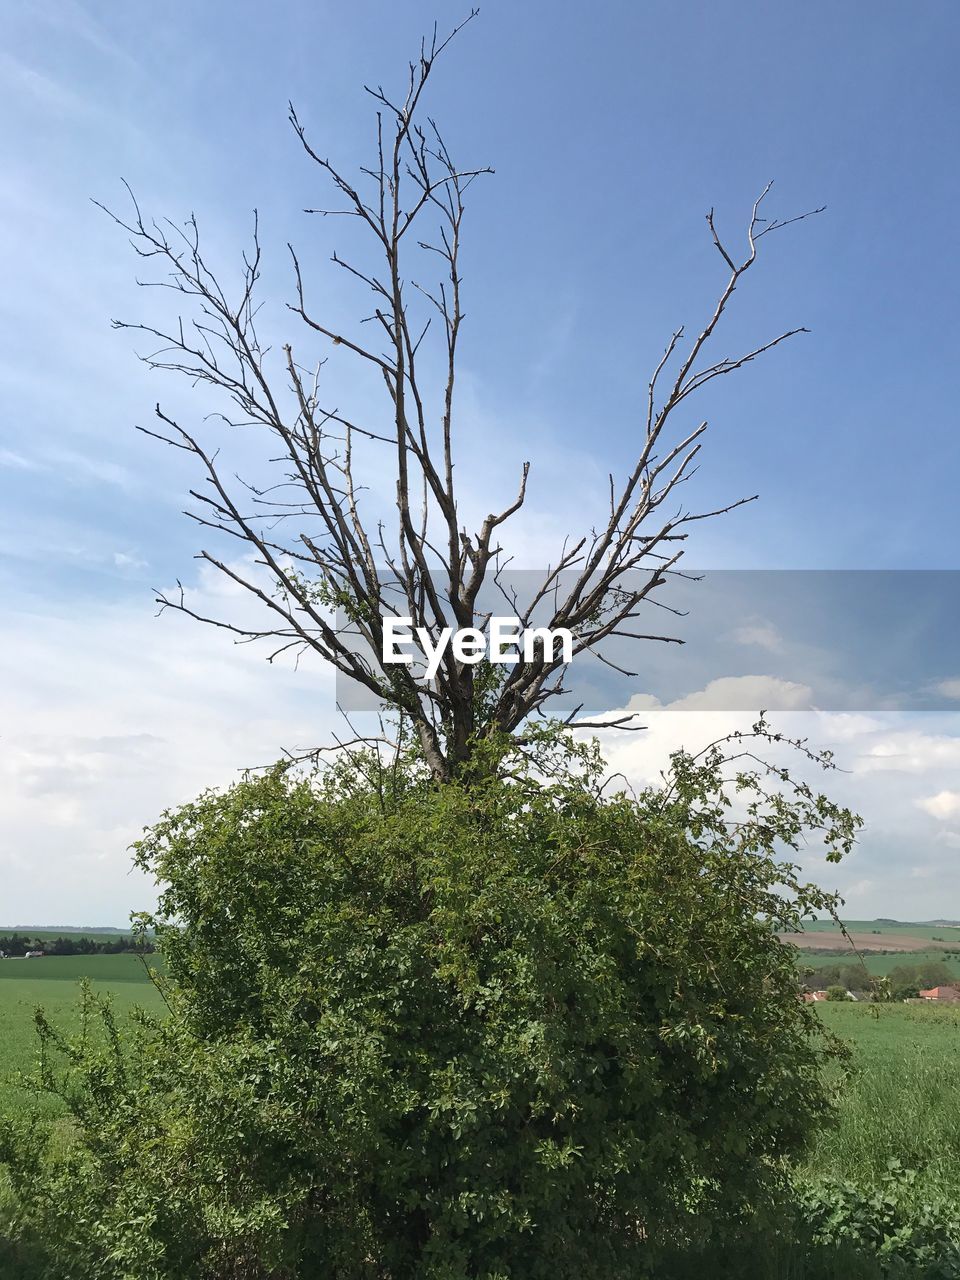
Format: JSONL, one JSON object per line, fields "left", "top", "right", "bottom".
{"left": 803, "top": 919, "right": 960, "bottom": 939}
{"left": 804, "top": 948, "right": 960, "bottom": 978}
{"left": 779, "top": 917, "right": 960, "bottom": 980}
{"left": 781, "top": 918, "right": 960, "bottom": 952}
{"left": 0, "top": 953, "right": 165, "bottom": 1114}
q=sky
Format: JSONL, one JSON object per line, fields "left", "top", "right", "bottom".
{"left": 1, "top": 0, "right": 959, "bottom": 924}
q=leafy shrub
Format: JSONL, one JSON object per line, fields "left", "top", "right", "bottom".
{"left": 651, "top": 1164, "right": 960, "bottom": 1279}
{"left": 0, "top": 727, "right": 858, "bottom": 1278}
{"left": 795, "top": 1162, "right": 960, "bottom": 1278}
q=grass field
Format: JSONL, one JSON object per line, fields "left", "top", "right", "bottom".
{"left": 808, "top": 1002, "right": 960, "bottom": 1198}
{"left": 0, "top": 954, "right": 165, "bottom": 1114}
{"left": 803, "top": 948, "right": 960, "bottom": 978}
{"left": 0, "top": 954, "right": 157, "bottom": 984}
{"left": 802, "top": 920, "right": 960, "bottom": 941}
{"left": 3, "top": 955, "right": 959, "bottom": 1196}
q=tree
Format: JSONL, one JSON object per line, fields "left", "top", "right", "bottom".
{"left": 0, "top": 18, "right": 868, "bottom": 1279}
{"left": 887, "top": 960, "right": 954, "bottom": 1001}
{"left": 99, "top": 14, "right": 822, "bottom": 781}
{"left": 825, "top": 986, "right": 848, "bottom": 1002}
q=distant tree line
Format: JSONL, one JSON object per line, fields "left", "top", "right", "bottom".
{"left": 801, "top": 959, "right": 957, "bottom": 1000}
{"left": 0, "top": 934, "right": 154, "bottom": 957}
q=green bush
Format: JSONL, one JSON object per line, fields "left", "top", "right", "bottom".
{"left": 0, "top": 728, "right": 858, "bottom": 1278}
{"left": 652, "top": 1166, "right": 960, "bottom": 1279}
{"left": 796, "top": 1162, "right": 960, "bottom": 1276}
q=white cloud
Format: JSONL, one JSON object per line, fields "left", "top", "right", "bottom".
{"left": 47, "top": 448, "right": 139, "bottom": 492}
{"left": 0, "top": 449, "right": 39, "bottom": 471}
{"left": 30, "top": 0, "right": 135, "bottom": 64}
{"left": 917, "top": 791, "right": 960, "bottom": 821}
{"left": 570, "top": 692, "right": 960, "bottom": 918}
{"left": 0, "top": 570, "right": 340, "bottom": 926}
{"left": 936, "top": 678, "right": 960, "bottom": 700}
{"left": 113, "top": 551, "right": 148, "bottom": 569}
{"left": 813, "top": 711, "right": 885, "bottom": 741}
{"left": 6, "top": 562, "right": 960, "bottom": 924}
{"left": 0, "top": 53, "right": 91, "bottom": 117}
{"left": 620, "top": 674, "right": 813, "bottom": 713}
{"left": 728, "top": 620, "right": 783, "bottom": 652}
{"left": 855, "top": 731, "right": 960, "bottom": 775}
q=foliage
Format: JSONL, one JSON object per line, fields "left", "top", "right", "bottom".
{"left": 804, "top": 952, "right": 960, "bottom": 984}
{"left": 794, "top": 1164, "right": 960, "bottom": 1277}
{"left": 0, "top": 725, "right": 858, "bottom": 1278}
{"left": 653, "top": 1168, "right": 960, "bottom": 1279}
{"left": 802, "top": 963, "right": 878, "bottom": 994}
{"left": 888, "top": 964, "right": 956, "bottom": 999}
{"left": 826, "top": 986, "right": 850, "bottom": 1002}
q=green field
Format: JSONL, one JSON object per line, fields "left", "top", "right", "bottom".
{"left": 0, "top": 954, "right": 165, "bottom": 1114}
{"left": 0, "top": 954, "right": 157, "bottom": 984}
{"left": 808, "top": 1002, "right": 960, "bottom": 1198}
{"left": 803, "top": 919, "right": 960, "bottom": 942}
{"left": 804, "top": 948, "right": 960, "bottom": 978}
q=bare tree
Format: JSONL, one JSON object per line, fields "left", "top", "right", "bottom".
{"left": 99, "top": 14, "right": 821, "bottom": 782}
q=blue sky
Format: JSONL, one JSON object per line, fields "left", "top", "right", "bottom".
{"left": 1, "top": 1, "right": 959, "bottom": 923}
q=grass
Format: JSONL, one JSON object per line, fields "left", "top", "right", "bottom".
{"left": 4, "top": 959, "right": 958, "bottom": 1190}
{"left": 0, "top": 954, "right": 165, "bottom": 1115}
{"left": 660, "top": 1003, "right": 960, "bottom": 1278}
{"left": 809, "top": 1002, "right": 960, "bottom": 1198}
{"left": 0, "top": 953, "right": 158, "bottom": 984}
{"left": 3, "top": 959, "right": 959, "bottom": 1180}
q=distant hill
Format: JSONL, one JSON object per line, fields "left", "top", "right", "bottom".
{"left": 875, "top": 919, "right": 960, "bottom": 928}
{"left": 868, "top": 919, "right": 960, "bottom": 929}
{"left": 782, "top": 918, "right": 960, "bottom": 960}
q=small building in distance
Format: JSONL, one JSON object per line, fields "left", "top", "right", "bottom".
{"left": 918, "top": 985, "right": 960, "bottom": 1002}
